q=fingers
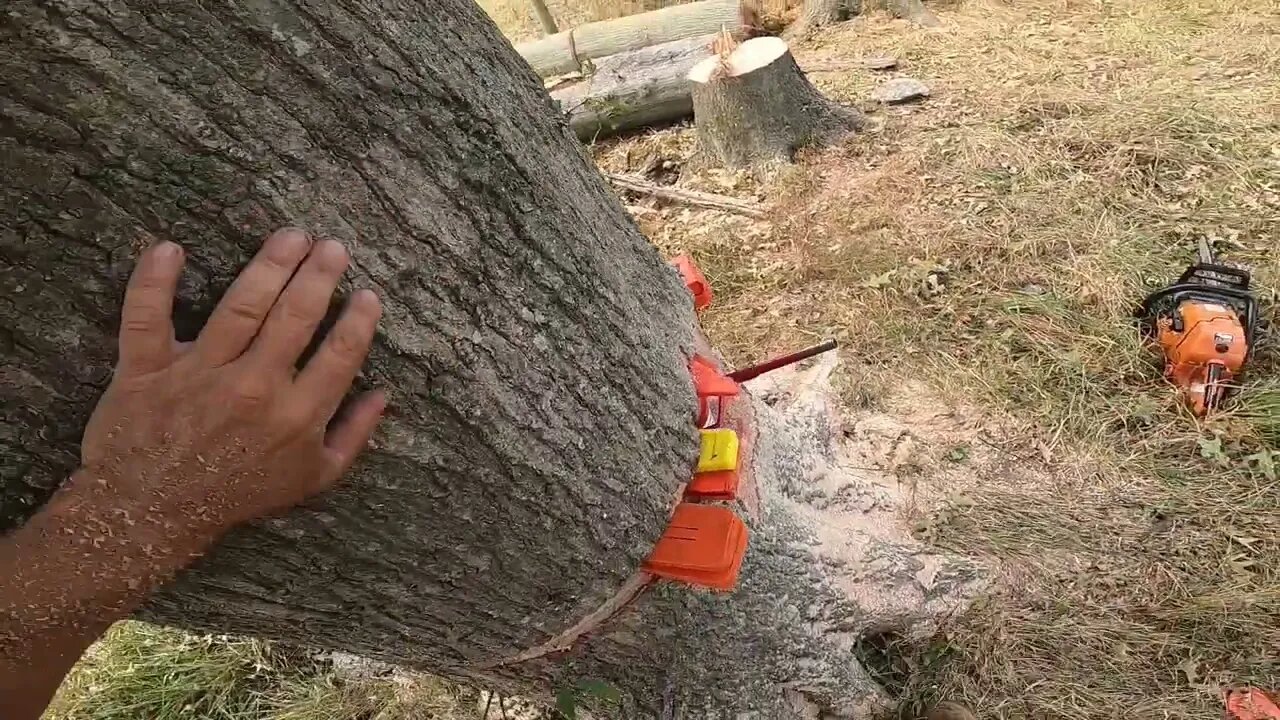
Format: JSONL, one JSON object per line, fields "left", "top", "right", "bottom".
{"left": 295, "top": 289, "right": 381, "bottom": 416}
{"left": 248, "top": 239, "right": 350, "bottom": 370}
{"left": 118, "top": 242, "right": 185, "bottom": 375}
{"left": 194, "top": 229, "right": 311, "bottom": 366}
{"left": 319, "top": 390, "right": 387, "bottom": 486}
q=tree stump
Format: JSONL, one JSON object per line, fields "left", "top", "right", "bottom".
{"left": 688, "top": 37, "right": 862, "bottom": 170}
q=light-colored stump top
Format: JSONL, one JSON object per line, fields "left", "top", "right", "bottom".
{"left": 687, "top": 36, "right": 790, "bottom": 83}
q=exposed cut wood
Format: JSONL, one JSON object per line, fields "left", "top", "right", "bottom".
{"left": 516, "top": 0, "right": 752, "bottom": 77}
{"left": 606, "top": 172, "right": 768, "bottom": 218}
{"left": 689, "top": 37, "right": 862, "bottom": 169}
{"left": 551, "top": 35, "right": 714, "bottom": 140}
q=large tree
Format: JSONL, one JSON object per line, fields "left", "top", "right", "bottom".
{"left": 0, "top": 1, "right": 977, "bottom": 716}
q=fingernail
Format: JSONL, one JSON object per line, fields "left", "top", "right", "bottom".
{"left": 154, "top": 241, "right": 183, "bottom": 258}
{"left": 315, "top": 239, "right": 350, "bottom": 271}
{"left": 379, "top": 395, "right": 396, "bottom": 417}
{"left": 274, "top": 227, "right": 313, "bottom": 248}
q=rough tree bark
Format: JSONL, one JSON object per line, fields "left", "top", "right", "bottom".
{"left": 789, "top": 0, "right": 861, "bottom": 36}
{"left": 0, "top": 1, "right": 977, "bottom": 717}
{"left": 789, "top": 0, "right": 938, "bottom": 36}
{"left": 689, "top": 37, "right": 862, "bottom": 169}
{"left": 885, "top": 0, "right": 940, "bottom": 26}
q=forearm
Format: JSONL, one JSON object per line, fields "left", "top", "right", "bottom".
{"left": 0, "top": 469, "right": 205, "bottom": 719}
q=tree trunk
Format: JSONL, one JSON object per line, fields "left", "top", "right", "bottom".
{"left": 885, "top": 0, "right": 940, "bottom": 26}
{"left": 530, "top": 0, "right": 560, "bottom": 35}
{"left": 551, "top": 36, "right": 713, "bottom": 140}
{"left": 516, "top": 0, "right": 751, "bottom": 78}
{"left": 0, "top": 2, "right": 976, "bottom": 717}
{"left": 788, "top": 0, "right": 937, "bottom": 36}
{"left": 789, "top": 0, "right": 861, "bottom": 37}
{"left": 689, "top": 37, "right": 862, "bottom": 169}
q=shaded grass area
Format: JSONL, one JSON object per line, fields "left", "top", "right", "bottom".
{"left": 45, "top": 622, "right": 471, "bottom": 720}
{"left": 621, "top": 0, "right": 1279, "bottom": 716}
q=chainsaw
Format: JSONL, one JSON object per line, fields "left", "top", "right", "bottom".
{"left": 1138, "top": 240, "right": 1258, "bottom": 415}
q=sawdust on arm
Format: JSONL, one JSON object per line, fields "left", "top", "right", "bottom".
{"left": 0, "top": 231, "right": 386, "bottom": 719}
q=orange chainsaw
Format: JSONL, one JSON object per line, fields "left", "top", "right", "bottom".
{"left": 1138, "top": 240, "right": 1258, "bottom": 415}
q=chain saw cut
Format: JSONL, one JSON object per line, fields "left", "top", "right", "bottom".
{"left": 1138, "top": 240, "right": 1258, "bottom": 415}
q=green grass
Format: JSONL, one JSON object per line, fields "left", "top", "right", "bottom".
{"left": 45, "top": 623, "right": 471, "bottom": 720}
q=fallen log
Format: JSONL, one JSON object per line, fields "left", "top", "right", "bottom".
{"left": 518, "top": 0, "right": 751, "bottom": 77}
{"left": 606, "top": 172, "right": 768, "bottom": 218}
{"left": 552, "top": 35, "right": 714, "bottom": 140}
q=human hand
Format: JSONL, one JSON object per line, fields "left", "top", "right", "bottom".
{"left": 80, "top": 229, "right": 385, "bottom": 545}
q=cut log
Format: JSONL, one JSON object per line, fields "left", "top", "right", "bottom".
{"left": 606, "top": 172, "right": 767, "bottom": 218}
{"left": 689, "top": 37, "right": 862, "bottom": 169}
{"left": 552, "top": 36, "right": 714, "bottom": 140}
{"left": 517, "top": 0, "right": 752, "bottom": 77}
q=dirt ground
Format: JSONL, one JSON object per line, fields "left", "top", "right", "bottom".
{"left": 48, "top": 1, "right": 1279, "bottom": 719}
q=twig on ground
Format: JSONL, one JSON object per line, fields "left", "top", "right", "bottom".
{"left": 606, "top": 173, "right": 767, "bottom": 218}
{"left": 801, "top": 61, "right": 860, "bottom": 73}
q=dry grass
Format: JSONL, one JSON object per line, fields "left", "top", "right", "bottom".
{"left": 601, "top": 0, "right": 1279, "bottom": 716}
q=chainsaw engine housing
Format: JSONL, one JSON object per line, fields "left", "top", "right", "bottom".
{"left": 1139, "top": 262, "right": 1257, "bottom": 414}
